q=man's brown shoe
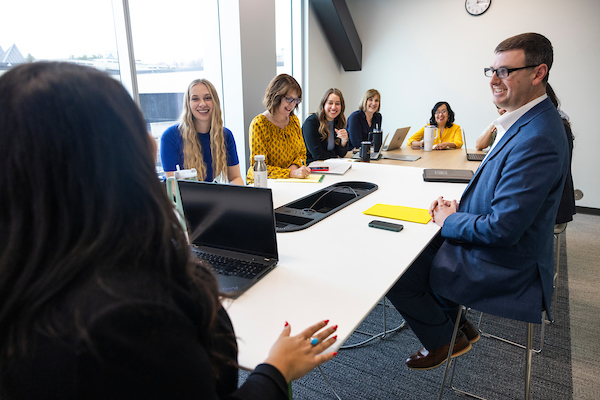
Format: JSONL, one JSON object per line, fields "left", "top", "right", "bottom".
{"left": 405, "top": 331, "right": 472, "bottom": 370}
{"left": 460, "top": 320, "right": 480, "bottom": 344}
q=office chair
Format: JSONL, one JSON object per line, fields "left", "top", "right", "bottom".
{"left": 474, "top": 222, "right": 567, "bottom": 354}
{"left": 439, "top": 307, "right": 537, "bottom": 400}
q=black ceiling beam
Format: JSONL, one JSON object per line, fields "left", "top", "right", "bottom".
{"left": 311, "top": 0, "right": 362, "bottom": 71}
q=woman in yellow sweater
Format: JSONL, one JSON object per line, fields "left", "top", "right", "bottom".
{"left": 407, "top": 101, "right": 463, "bottom": 150}
{"left": 247, "top": 74, "right": 311, "bottom": 183}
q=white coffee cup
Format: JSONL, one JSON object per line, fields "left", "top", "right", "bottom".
{"left": 174, "top": 168, "right": 198, "bottom": 180}
{"left": 424, "top": 125, "right": 436, "bottom": 152}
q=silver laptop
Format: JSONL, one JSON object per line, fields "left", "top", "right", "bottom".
{"left": 462, "top": 129, "right": 486, "bottom": 161}
{"left": 383, "top": 127, "right": 411, "bottom": 151}
{"left": 178, "top": 181, "right": 278, "bottom": 298}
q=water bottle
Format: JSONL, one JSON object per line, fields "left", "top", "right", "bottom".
{"left": 372, "top": 123, "right": 383, "bottom": 152}
{"left": 253, "top": 155, "right": 268, "bottom": 188}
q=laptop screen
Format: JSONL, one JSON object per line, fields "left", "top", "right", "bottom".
{"left": 177, "top": 181, "right": 278, "bottom": 260}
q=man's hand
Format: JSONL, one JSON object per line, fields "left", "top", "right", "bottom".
{"left": 429, "top": 196, "right": 458, "bottom": 227}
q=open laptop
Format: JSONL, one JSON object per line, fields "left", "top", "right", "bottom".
{"left": 352, "top": 133, "right": 389, "bottom": 160}
{"left": 462, "top": 129, "right": 486, "bottom": 161}
{"left": 382, "top": 127, "right": 411, "bottom": 151}
{"left": 177, "top": 181, "right": 278, "bottom": 298}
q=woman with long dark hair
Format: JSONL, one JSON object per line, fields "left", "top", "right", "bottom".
{"left": 302, "top": 88, "right": 349, "bottom": 164}
{"left": 0, "top": 62, "right": 337, "bottom": 399}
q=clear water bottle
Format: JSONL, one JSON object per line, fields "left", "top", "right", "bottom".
{"left": 253, "top": 155, "right": 268, "bottom": 188}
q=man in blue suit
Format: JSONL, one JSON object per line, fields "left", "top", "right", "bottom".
{"left": 386, "top": 33, "right": 569, "bottom": 370}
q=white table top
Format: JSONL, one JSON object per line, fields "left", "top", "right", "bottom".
{"left": 225, "top": 160, "right": 468, "bottom": 370}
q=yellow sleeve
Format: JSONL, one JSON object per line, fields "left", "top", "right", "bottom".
{"left": 407, "top": 126, "right": 426, "bottom": 146}
{"left": 447, "top": 124, "right": 463, "bottom": 148}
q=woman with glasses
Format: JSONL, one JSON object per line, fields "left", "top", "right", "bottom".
{"left": 161, "top": 79, "right": 244, "bottom": 185}
{"left": 407, "top": 101, "right": 463, "bottom": 150}
{"left": 302, "top": 88, "right": 350, "bottom": 164}
{"left": 0, "top": 62, "right": 338, "bottom": 399}
{"left": 247, "top": 74, "right": 311, "bottom": 183}
{"left": 347, "top": 89, "right": 382, "bottom": 149}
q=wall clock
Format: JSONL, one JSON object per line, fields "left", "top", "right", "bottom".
{"left": 465, "top": 0, "right": 491, "bottom": 16}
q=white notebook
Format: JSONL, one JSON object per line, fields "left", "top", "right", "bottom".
{"left": 308, "top": 160, "right": 352, "bottom": 175}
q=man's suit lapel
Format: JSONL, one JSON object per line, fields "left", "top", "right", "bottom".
{"left": 461, "top": 98, "right": 554, "bottom": 198}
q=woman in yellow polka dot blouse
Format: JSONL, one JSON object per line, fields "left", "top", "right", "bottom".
{"left": 247, "top": 74, "right": 311, "bottom": 183}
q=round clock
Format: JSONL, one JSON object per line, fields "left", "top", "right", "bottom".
{"left": 465, "top": 0, "right": 491, "bottom": 16}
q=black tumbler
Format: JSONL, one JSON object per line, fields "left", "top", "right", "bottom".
{"left": 360, "top": 141, "right": 372, "bottom": 162}
{"left": 372, "top": 132, "right": 382, "bottom": 152}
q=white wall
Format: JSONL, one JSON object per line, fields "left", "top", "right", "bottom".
{"left": 307, "top": 0, "right": 600, "bottom": 209}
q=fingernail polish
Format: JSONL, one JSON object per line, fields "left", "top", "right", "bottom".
{"left": 332, "top": 352, "right": 338, "bottom": 357}
{"left": 284, "top": 321, "right": 289, "bottom": 327}
{"left": 332, "top": 335, "right": 338, "bottom": 340}
{"left": 324, "top": 319, "right": 330, "bottom": 324}
{"left": 332, "top": 325, "right": 338, "bottom": 330}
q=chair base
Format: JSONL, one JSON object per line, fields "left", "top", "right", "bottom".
{"left": 439, "top": 307, "right": 535, "bottom": 400}
{"left": 477, "top": 309, "right": 549, "bottom": 353}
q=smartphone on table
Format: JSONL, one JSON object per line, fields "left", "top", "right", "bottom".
{"left": 368, "top": 220, "right": 404, "bottom": 232}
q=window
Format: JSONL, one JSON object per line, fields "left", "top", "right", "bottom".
{"left": 1, "top": 1, "right": 118, "bottom": 79}
{"left": 128, "top": 0, "right": 222, "bottom": 174}
{"left": 276, "top": 0, "right": 292, "bottom": 76}
{"left": 276, "top": 0, "right": 304, "bottom": 118}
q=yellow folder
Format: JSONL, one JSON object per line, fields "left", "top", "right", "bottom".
{"left": 363, "top": 204, "right": 432, "bottom": 224}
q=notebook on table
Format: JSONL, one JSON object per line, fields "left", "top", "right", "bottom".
{"left": 177, "top": 180, "right": 278, "bottom": 298}
{"left": 423, "top": 169, "right": 474, "bottom": 183}
{"left": 382, "top": 127, "right": 411, "bottom": 151}
{"left": 462, "top": 128, "right": 486, "bottom": 161}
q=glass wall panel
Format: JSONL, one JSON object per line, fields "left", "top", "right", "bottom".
{"left": 128, "top": 0, "right": 222, "bottom": 174}
{"left": 276, "top": 0, "right": 292, "bottom": 76}
{"left": 0, "top": 1, "right": 119, "bottom": 79}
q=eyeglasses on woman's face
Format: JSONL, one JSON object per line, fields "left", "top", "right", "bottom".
{"left": 284, "top": 96, "right": 302, "bottom": 105}
{"left": 434, "top": 109, "right": 448, "bottom": 115}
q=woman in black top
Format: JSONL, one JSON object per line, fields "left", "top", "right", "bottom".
{"left": 302, "top": 88, "right": 350, "bottom": 164}
{"left": 0, "top": 62, "right": 338, "bottom": 400}
{"left": 347, "top": 89, "right": 382, "bottom": 149}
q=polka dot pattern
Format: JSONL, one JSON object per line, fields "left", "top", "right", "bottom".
{"left": 247, "top": 114, "right": 307, "bottom": 183}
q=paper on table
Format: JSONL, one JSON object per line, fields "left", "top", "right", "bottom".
{"left": 363, "top": 204, "right": 432, "bottom": 224}
{"left": 308, "top": 160, "right": 352, "bottom": 175}
{"left": 275, "top": 174, "right": 325, "bottom": 183}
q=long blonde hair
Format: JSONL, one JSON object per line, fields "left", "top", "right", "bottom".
{"left": 178, "top": 79, "right": 227, "bottom": 181}
{"left": 317, "top": 88, "right": 346, "bottom": 143}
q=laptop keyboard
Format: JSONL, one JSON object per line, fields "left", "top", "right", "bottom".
{"left": 468, "top": 153, "right": 486, "bottom": 161}
{"left": 193, "top": 249, "right": 266, "bottom": 279}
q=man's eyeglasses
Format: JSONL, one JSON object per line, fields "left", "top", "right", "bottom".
{"left": 284, "top": 96, "right": 302, "bottom": 105}
{"left": 434, "top": 110, "right": 448, "bottom": 115}
{"left": 484, "top": 65, "right": 538, "bottom": 79}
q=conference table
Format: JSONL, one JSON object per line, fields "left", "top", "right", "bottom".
{"left": 225, "top": 148, "right": 483, "bottom": 370}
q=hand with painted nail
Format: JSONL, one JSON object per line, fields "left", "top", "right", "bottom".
{"left": 264, "top": 320, "right": 338, "bottom": 382}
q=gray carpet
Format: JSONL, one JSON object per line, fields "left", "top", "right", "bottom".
{"left": 240, "top": 233, "right": 573, "bottom": 399}
{"left": 566, "top": 213, "right": 600, "bottom": 399}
